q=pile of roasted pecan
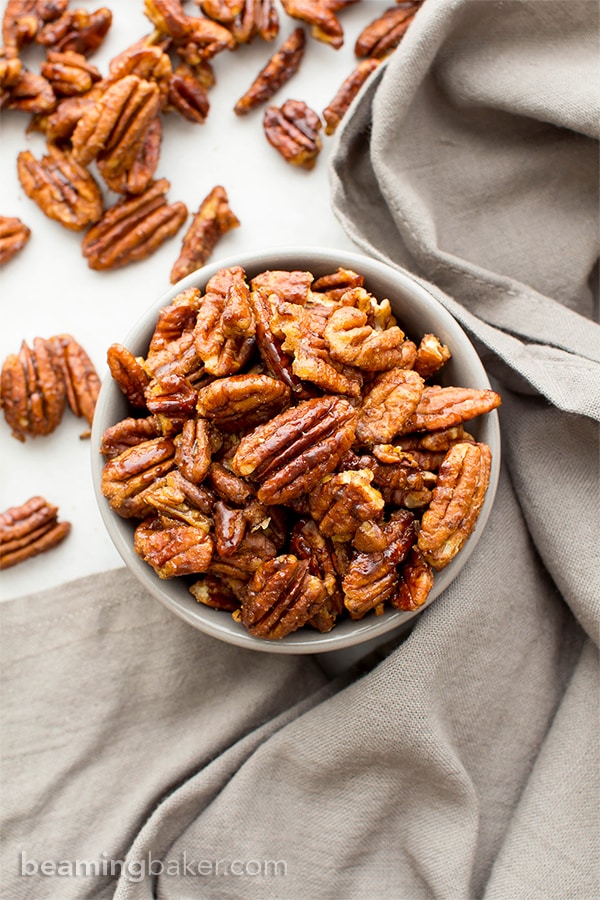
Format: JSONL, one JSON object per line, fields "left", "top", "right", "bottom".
{"left": 99, "top": 264, "right": 500, "bottom": 640}
{"left": 1, "top": 0, "right": 424, "bottom": 273}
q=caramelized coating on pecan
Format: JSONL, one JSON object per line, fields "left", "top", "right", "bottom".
{"left": 248, "top": 288, "right": 303, "bottom": 392}
{"left": 101, "top": 436, "right": 176, "bottom": 518}
{"left": 414, "top": 333, "right": 452, "bottom": 380}
{"left": 233, "top": 27, "right": 305, "bottom": 116}
{"left": 108, "top": 40, "right": 173, "bottom": 100}
{"left": 251, "top": 268, "right": 313, "bottom": 305}
{"left": 263, "top": 99, "right": 322, "bottom": 170}
{"left": 309, "top": 469, "right": 384, "bottom": 541}
{"left": 207, "top": 461, "right": 254, "bottom": 505}
{"left": 0, "top": 215, "right": 30, "bottom": 265}
{"left": 241, "top": 554, "right": 327, "bottom": 639}
{"left": 40, "top": 49, "right": 101, "bottom": 96}
{"left": 197, "top": 0, "right": 244, "bottom": 23}
{"left": 322, "top": 58, "right": 380, "bottom": 135}
{"left": 398, "top": 386, "right": 502, "bottom": 435}
{"left": 280, "top": 0, "right": 343, "bottom": 48}
{"left": 100, "top": 415, "right": 164, "bottom": 460}
{"left": 1, "top": 337, "right": 65, "bottom": 440}
{"left": 418, "top": 442, "right": 492, "bottom": 570}
{"left": 0, "top": 495, "right": 70, "bottom": 570}
{"left": 81, "top": 178, "right": 187, "bottom": 270}
{"left": 324, "top": 305, "right": 412, "bottom": 371}
{"left": 197, "top": 373, "right": 290, "bottom": 431}
{"left": 167, "top": 62, "right": 210, "bottom": 123}
{"left": 174, "top": 418, "right": 215, "bottom": 483}
{"left": 289, "top": 516, "right": 344, "bottom": 631}
{"left": 393, "top": 546, "right": 434, "bottom": 611}
{"left": 48, "top": 332, "right": 101, "bottom": 427}
{"left": 98, "top": 115, "right": 162, "bottom": 196}
{"left": 17, "top": 145, "right": 102, "bottom": 231}
{"left": 356, "top": 368, "right": 424, "bottom": 445}
{"left": 1, "top": 67, "right": 56, "bottom": 112}
{"left": 355, "top": 3, "right": 419, "bottom": 59}
{"left": 170, "top": 185, "right": 240, "bottom": 284}
{"left": 189, "top": 574, "right": 241, "bottom": 611}
{"left": 134, "top": 514, "right": 213, "bottom": 578}
{"left": 35, "top": 7, "right": 112, "bottom": 55}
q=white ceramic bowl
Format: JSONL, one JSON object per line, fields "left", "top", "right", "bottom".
{"left": 91, "top": 247, "right": 500, "bottom": 654}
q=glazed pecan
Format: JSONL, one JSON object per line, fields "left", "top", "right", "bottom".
{"left": 167, "top": 62, "right": 210, "bottom": 123}
{"left": 231, "top": 395, "right": 358, "bottom": 504}
{"left": 289, "top": 517, "right": 343, "bottom": 631}
{"left": 101, "top": 436, "right": 176, "bottom": 518}
{"left": 241, "top": 554, "right": 327, "bottom": 639}
{"left": 81, "top": 178, "right": 187, "bottom": 270}
{"left": 142, "top": 470, "right": 213, "bottom": 528}
{"left": 197, "top": 374, "right": 290, "bottom": 431}
{"left": 106, "top": 343, "right": 151, "bottom": 408}
{"left": 108, "top": 41, "right": 173, "bottom": 102}
{"left": 251, "top": 268, "right": 312, "bottom": 305}
{"left": 40, "top": 92, "right": 95, "bottom": 143}
{"left": 170, "top": 185, "right": 240, "bottom": 284}
{"left": 356, "top": 368, "right": 424, "bottom": 445}
{"left": 1, "top": 337, "right": 65, "bottom": 441}
{"left": 311, "top": 267, "right": 364, "bottom": 300}
{"left": 398, "top": 386, "right": 502, "bottom": 435}
{"left": 2, "top": 1, "right": 44, "bottom": 50}
{"left": 48, "top": 333, "right": 101, "bottom": 427}
{"left": 263, "top": 99, "right": 322, "bottom": 170}
{"left": 17, "top": 145, "right": 102, "bottom": 231}
{"left": 207, "top": 461, "right": 254, "bottom": 505}
{"left": 197, "top": 0, "right": 244, "bottom": 23}
{"left": 189, "top": 574, "right": 241, "bottom": 611}
{"left": 193, "top": 266, "right": 255, "bottom": 375}
{"left": 134, "top": 514, "right": 213, "bottom": 578}
{"left": 280, "top": 0, "right": 343, "bottom": 48}
{"left": 36, "top": 7, "right": 113, "bottom": 55}
{"left": 213, "top": 500, "right": 247, "bottom": 556}
{"left": 40, "top": 49, "right": 101, "bottom": 96}
{"left": 414, "top": 333, "right": 452, "bottom": 380}
{"left": 355, "top": 3, "right": 419, "bottom": 59}
{"left": 174, "top": 418, "right": 215, "bottom": 483}
{"left": 309, "top": 469, "right": 384, "bottom": 541}
{"left": 233, "top": 27, "right": 305, "bottom": 116}
{"left": 393, "top": 546, "right": 434, "bottom": 611}
{"left": 323, "top": 58, "right": 380, "bottom": 135}
{"left": 0, "top": 496, "right": 70, "bottom": 570}
{"left": 324, "top": 305, "right": 412, "bottom": 371}
{"left": 352, "top": 446, "right": 436, "bottom": 509}
{"left": 100, "top": 415, "right": 164, "bottom": 460}
{"left": 0, "top": 215, "right": 30, "bottom": 265}
{"left": 98, "top": 116, "right": 162, "bottom": 196}
{"left": 71, "top": 74, "right": 161, "bottom": 179}
{"left": 1, "top": 67, "right": 56, "bottom": 113}
{"left": 149, "top": 288, "right": 202, "bottom": 353}
{"left": 144, "top": 0, "right": 192, "bottom": 39}
{"left": 0, "top": 51, "right": 22, "bottom": 89}
{"left": 418, "top": 442, "right": 492, "bottom": 570}
{"left": 228, "top": 0, "right": 279, "bottom": 44}
{"left": 248, "top": 287, "right": 303, "bottom": 392}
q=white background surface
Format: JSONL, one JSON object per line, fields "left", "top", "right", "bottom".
{"left": 1, "top": 0, "right": 390, "bottom": 601}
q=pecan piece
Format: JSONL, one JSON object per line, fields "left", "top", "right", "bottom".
{"left": 167, "top": 62, "right": 210, "bottom": 123}
{"left": 196, "top": 374, "right": 290, "bottom": 431}
{"left": 263, "top": 99, "right": 322, "bottom": 170}
{"left": 174, "top": 418, "right": 215, "bottom": 483}
{"left": 134, "top": 514, "right": 213, "bottom": 578}
{"left": 355, "top": 3, "right": 419, "bottom": 59}
{"left": 322, "top": 58, "right": 380, "bottom": 135}
{"left": 40, "top": 49, "right": 101, "bottom": 96}
{"left": 48, "top": 333, "right": 100, "bottom": 427}
{"left": 109, "top": 41, "right": 173, "bottom": 102}
{"left": 144, "top": 0, "right": 192, "bottom": 39}
{"left": 213, "top": 500, "right": 247, "bottom": 556}
{"left": 1, "top": 337, "right": 65, "bottom": 441}
{"left": 98, "top": 115, "right": 162, "bottom": 196}
{"left": 207, "top": 461, "right": 254, "bottom": 505}
{"left": 414, "top": 333, "right": 452, "bottom": 380}
{"left": 251, "top": 268, "right": 312, "bottom": 305}
{"left": 311, "top": 266, "right": 364, "bottom": 300}
{"left": 393, "top": 546, "right": 434, "bottom": 611}
{"left": 197, "top": 0, "right": 244, "bottom": 23}
{"left": 149, "top": 288, "right": 202, "bottom": 353}
{"left": 142, "top": 471, "right": 213, "bottom": 528}
{"left": 418, "top": 442, "right": 492, "bottom": 570}
{"left": 170, "top": 185, "right": 240, "bottom": 284}
{"left": 309, "top": 469, "right": 384, "bottom": 541}
{"left": 289, "top": 517, "right": 343, "bottom": 632}
{"left": 231, "top": 395, "right": 358, "bottom": 504}
{"left": 1, "top": 68, "right": 56, "bottom": 113}
{"left": 145, "top": 371, "right": 198, "bottom": 424}
{"left": 229, "top": 0, "right": 279, "bottom": 44}
{"left": 234, "top": 27, "right": 305, "bottom": 116}
{"left": 356, "top": 368, "right": 424, "bottom": 445}
{"left": 0, "top": 496, "right": 70, "bottom": 569}
{"left": 208, "top": 530, "right": 277, "bottom": 581}
{"left": 193, "top": 267, "right": 255, "bottom": 375}
{"left": 249, "top": 288, "right": 303, "bottom": 392}
{"left": 2, "top": 1, "right": 40, "bottom": 50}
{"left": 100, "top": 415, "right": 164, "bottom": 460}
{"left": 17, "top": 146, "right": 102, "bottom": 231}
{"left": 101, "top": 436, "right": 176, "bottom": 518}
{"left": 324, "top": 305, "right": 412, "bottom": 371}
{"left": 189, "top": 575, "right": 241, "bottom": 611}
{"left": 106, "top": 343, "right": 151, "bottom": 408}
{"left": 398, "top": 386, "right": 502, "bottom": 435}
{"left": 36, "top": 7, "right": 113, "bottom": 55}
{"left": 0, "top": 215, "right": 30, "bottom": 265}
{"left": 280, "top": 0, "right": 343, "bottom": 48}
{"left": 40, "top": 92, "right": 95, "bottom": 144}
{"left": 81, "top": 178, "right": 187, "bottom": 270}
{"left": 241, "top": 554, "right": 326, "bottom": 639}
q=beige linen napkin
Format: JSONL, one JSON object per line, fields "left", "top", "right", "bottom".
{"left": 1, "top": 1, "right": 599, "bottom": 898}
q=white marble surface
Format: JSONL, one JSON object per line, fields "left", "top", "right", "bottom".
{"left": 1, "top": 1, "right": 389, "bottom": 601}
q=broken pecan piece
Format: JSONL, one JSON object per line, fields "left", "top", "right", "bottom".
{"left": 234, "top": 27, "right": 305, "bottom": 116}
{"left": 1, "top": 67, "right": 56, "bottom": 113}
{"left": 414, "top": 333, "right": 452, "bottom": 380}
{"left": 309, "top": 469, "right": 385, "bottom": 542}
{"left": 0, "top": 496, "right": 70, "bottom": 569}
{"left": 36, "top": 7, "right": 113, "bottom": 55}
{"left": 418, "top": 442, "right": 492, "bottom": 570}
{"left": 167, "top": 62, "right": 210, "bottom": 123}
{"left": 393, "top": 546, "right": 434, "bottom": 611}
{"left": 228, "top": 0, "right": 279, "bottom": 44}
{"left": 81, "top": 178, "right": 187, "bottom": 270}
{"left": 17, "top": 145, "right": 102, "bottom": 231}
{"left": 263, "top": 99, "right": 322, "bottom": 170}
{"left": 324, "top": 305, "right": 412, "bottom": 371}
{"left": 193, "top": 266, "right": 255, "bottom": 375}
{"left": 322, "top": 58, "right": 380, "bottom": 135}
{"left": 48, "top": 333, "right": 101, "bottom": 427}
{"left": 356, "top": 368, "right": 424, "bottom": 445}
{"left": 170, "top": 185, "right": 240, "bottom": 284}
{"left": 231, "top": 395, "right": 358, "bottom": 504}
{"left": 0, "top": 215, "right": 30, "bottom": 265}
{"left": 241, "top": 554, "right": 327, "bottom": 639}
{"left": 189, "top": 574, "right": 241, "bottom": 611}
{"left": 289, "top": 517, "right": 343, "bottom": 632}
{"left": 174, "top": 418, "right": 216, "bottom": 483}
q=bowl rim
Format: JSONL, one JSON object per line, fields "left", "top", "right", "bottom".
{"left": 91, "top": 246, "right": 501, "bottom": 654}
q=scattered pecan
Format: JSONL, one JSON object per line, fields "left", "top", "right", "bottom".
{"left": 106, "top": 343, "right": 151, "bottom": 408}
{"left": 2, "top": 1, "right": 44, "bottom": 51}
{"left": 39, "top": 92, "right": 95, "bottom": 144}
{"left": 108, "top": 40, "right": 173, "bottom": 102}
{"left": 322, "top": 58, "right": 380, "bottom": 135}
{"left": 1, "top": 66, "right": 56, "bottom": 114}
{"left": 197, "top": 0, "right": 244, "bottom": 24}
{"left": 356, "top": 368, "right": 424, "bottom": 445}
{"left": 197, "top": 373, "right": 290, "bottom": 431}
{"left": 17, "top": 145, "right": 103, "bottom": 230}
{"left": 228, "top": 0, "right": 279, "bottom": 44}
{"left": 40, "top": 49, "right": 101, "bottom": 96}
{"left": 167, "top": 61, "right": 210, "bottom": 123}
{"left": 170, "top": 185, "right": 240, "bottom": 284}
{"left": 36, "top": 7, "right": 113, "bottom": 56}
{"left": 98, "top": 115, "right": 162, "bottom": 196}
{"left": 1, "top": 337, "right": 65, "bottom": 441}
{"left": 398, "top": 386, "right": 502, "bottom": 435}
{"left": 48, "top": 333, "right": 101, "bottom": 428}
{"left": 418, "top": 442, "right": 492, "bottom": 570}
{"left": 0, "top": 215, "right": 30, "bottom": 265}
{"left": 144, "top": 0, "right": 192, "bottom": 40}
{"left": 0, "top": 50, "right": 23, "bottom": 89}
{"left": 81, "top": 178, "right": 187, "bottom": 270}
{"left": 263, "top": 98, "right": 322, "bottom": 170}
{"left": 355, "top": 3, "right": 419, "bottom": 59}
{"left": 0, "top": 496, "right": 70, "bottom": 570}
{"left": 280, "top": 0, "right": 343, "bottom": 48}
{"left": 233, "top": 27, "right": 305, "bottom": 116}
{"left": 241, "top": 554, "right": 327, "bottom": 639}
{"left": 134, "top": 514, "right": 213, "bottom": 578}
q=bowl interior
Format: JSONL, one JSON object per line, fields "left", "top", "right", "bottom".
{"left": 91, "top": 247, "right": 500, "bottom": 654}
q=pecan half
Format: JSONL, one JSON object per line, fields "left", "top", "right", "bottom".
{"left": 48, "top": 333, "right": 100, "bottom": 427}
{"left": 98, "top": 115, "right": 162, "bottom": 196}
{"left": 241, "top": 554, "right": 327, "bottom": 639}
{"left": 263, "top": 99, "right": 322, "bottom": 170}
{"left": 170, "top": 185, "right": 240, "bottom": 284}
{"left": 229, "top": 0, "right": 279, "bottom": 44}
{"left": 418, "top": 442, "right": 492, "bottom": 570}
{"left": 193, "top": 266, "right": 256, "bottom": 375}
{"left": 197, "top": 0, "right": 244, "bottom": 23}
{"left": 167, "top": 62, "right": 210, "bottom": 123}
{"left": 207, "top": 461, "right": 254, "bottom": 505}
{"left": 309, "top": 469, "right": 384, "bottom": 541}
{"left": 81, "top": 178, "right": 187, "bottom": 270}
{"left": 1, "top": 68, "right": 56, "bottom": 113}
{"left": 355, "top": 3, "right": 419, "bottom": 59}
{"left": 248, "top": 288, "right": 303, "bottom": 392}
{"left": 231, "top": 395, "right": 358, "bottom": 504}
{"left": 0, "top": 215, "right": 30, "bottom": 265}
{"left": 234, "top": 27, "right": 305, "bottom": 116}
{"left": 197, "top": 374, "right": 290, "bottom": 431}
{"left": 0, "top": 496, "right": 70, "bottom": 569}
{"left": 144, "top": 0, "right": 192, "bottom": 39}
{"left": 393, "top": 546, "right": 434, "bottom": 611}
{"left": 322, "top": 58, "right": 380, "bottom": 135}
{"left": 414, "top": 333, "right": 452, "bottom": 380}
{"left": 2, "top": 1, "right": 40, "bottom": 50}
{"left": 101, "top": 436, "right": 176, "bottom": 518}
{"left": 324, "top": 305, "right": 412, "bottom": 371}
{"left": 311, "top": 267, "right": 365, "bottom": 299}
{"left": 189, "top": 575, "right": 241, "bottom": 611}
{"left": 280, "top": 0, "right": 343, "bottom": 48}
{"left": 36, "top": 7, "right": 113, "bottom": 55}
{"left": 356, "top": 368, "right": 424, "bottom": 445}
{"left": 134, "top": 514, "right": 213, "bottom": 578}
{"left": 17, "top": 145, "right": 102, "bottom": 231}
{"left": 251, "top": 268, "right": 312, "bottom": 305}
{"left": 40, "top": 49, "right": 101, "bottom": 96}
{"left": 1, "top": 337, "right": 65, "bottom": 441}
{"left": 106, "top": 343, "right": 151, "bottom": 408}
{"left": 108, "top": 41, "right": 173, "bottom": 102}
{"left": 100, "top": 415, "right": 164, "bottom": 460}
{"left": 174, "top": 418, "right": 215, "bottom": 483}
{"left": 398, "top": 386, "right": 502, "bottom": 435}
